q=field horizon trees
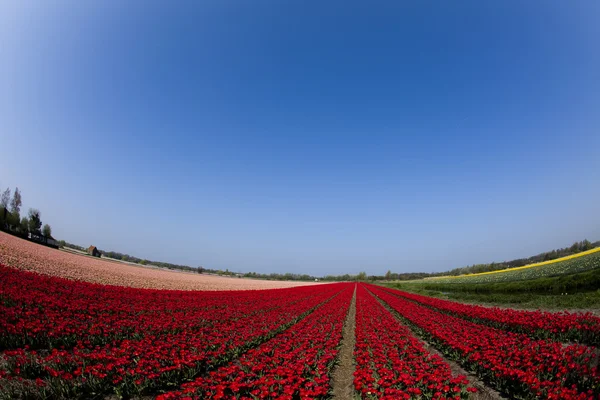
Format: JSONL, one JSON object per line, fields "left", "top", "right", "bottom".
{"left": 1, "top": 183, "right": 598, "bottom": 283}
{"left": 385, "top": 250, "right": 600, "bottom": 309}
{"left": 0, "top": 187, "right": 53, "bottom": 241}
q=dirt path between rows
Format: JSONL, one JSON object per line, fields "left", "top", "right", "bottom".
{"left": 369, "top": 290, "right": 505, "bottom": 400}
{"left": 331, "top": 284, "right": 357, "bottom": 400}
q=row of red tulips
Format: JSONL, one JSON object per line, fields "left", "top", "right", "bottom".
{"left": 3, "top": 261, "right": 599, "bottom": 400}
{"left": 353, "top": 284, "right": 476, "bottom": 399}
{"left": 379, "top": 285, "right": 600, "bottom": 346}
{"left": 157, "top": 285, "right": 354, "bottom": 399}
{"left": 1, "top": 265, "right": 349, "bottom": 398}
{"left": 367, "top": 284, "right": 600, "bottom": 399}
{"left": 0, "top": 265, "right": 327, "bottom": 351}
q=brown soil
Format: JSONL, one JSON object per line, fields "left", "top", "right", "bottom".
{"left": 0, "top": 232, "right": 323, "bottom": 291}
{"left": 331, "top": 284, "right": 357, "bottom": 400}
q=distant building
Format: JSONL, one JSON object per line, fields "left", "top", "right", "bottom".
{"left": 88, "top": 245, "right": 101, "bottom": 257}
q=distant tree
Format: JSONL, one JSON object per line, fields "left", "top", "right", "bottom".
{"left": 42, "top": 224, "right": 52, "bottom": 237}
{"left": 198, "top": 266, "right": 204, "bottom": 274}
{"left": 385, "top": 270, "right": 392, "bottom": 280}
{"left": 139, "top": 259, "right": 147, "bottom": 265}
{"left": 0, "top": 188, "right": 8, "bottom": 227}
{"left": 569, "top": 242, "right": 580, "bottom": 254}
{"left": 1, "top": 188, "right": 10, "bottom": 209}
{"left": 19, "top": 217, "right": 29, "bottom": 235}
{"left": 27, "top": 209, "right": 42, "bottom": 235}
{"left": 10, "top": 188, "right": 22, "bottom": 214}
{"left": 7, "top": 210, "right": 20, "bottom": 229}
{"left": 356, "top": 271, "right": 368, "bottom": 281}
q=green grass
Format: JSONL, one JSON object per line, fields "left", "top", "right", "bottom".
{"left": 383, "top": 285, "right": 600, "bottom": 309}
{"left": 425, "top": 250, "right": 600, "bottom": 284}
{"left": 383, "top": 267, "right": 600, "bottom": 310}
{"left": 417, "top": 266, "right": 600, "bottom": 294}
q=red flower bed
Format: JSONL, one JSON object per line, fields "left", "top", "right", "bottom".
{"left": 353, "top": 285, "right": 474, "bottom": 399}
{"left": 367, "top": 284, "right": 600, "bottom": 399}
{"left": 379, "top": 286, "right": 600, "bottom": 346}
{"left": 0, "top": 265, "right": 349, "bottom": 398}
{"left": 4, "top": 261, "right": 598, "bottom": 400}
{"left": 157, "top": 285, "right": 354, "bottom": 399}
{"left": 0, "top": 265, "right": 320, "bottom": 350}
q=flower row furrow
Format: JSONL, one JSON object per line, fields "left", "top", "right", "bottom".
{"left": 0, "top": 264, "right": 351, "bottom": 399}
{"left": 379, "top": 285, "right": 600, "bottom": 346}
{"left": 367, "top": 284, "right": 600, "bottom": 399}
{"left": 354, "top": 284, "right": 474, "bottom": 400}
{"left": 156, "top": 285, "right": 355, "bottom": 399}
{"left": 0, "top": 265, "right": 318, "bottom": 350}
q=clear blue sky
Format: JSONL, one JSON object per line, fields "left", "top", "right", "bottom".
{"left": 1, "top": 1, "right": 599, "bottom": 276}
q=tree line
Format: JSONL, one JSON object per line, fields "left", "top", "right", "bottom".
{"left": 357, "top": 239, "right": 600, "bottom": 282}
{"left": 56, "top": 242, "right": 199, "bottom": 273}
{"left": 444, "top": 239, "right": 599, "bottom": 277}
{"left": 1, "top": 184, "right": 597, "bottom": 282}
{"left": 309, "top": 240, "right": 600, "bottom": 282}
{"left": 98, "top": 250, "right": 197, "bottom": 272}
{"left": 0, "top": 187, "right": 52, "bottom": 238}
{"left": 56, "top": 237, "right": 600, "bottom": 282}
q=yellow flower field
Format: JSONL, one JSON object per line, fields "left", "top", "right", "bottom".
{"left": 426, "top": 247, "right": 600, "bottom": 284}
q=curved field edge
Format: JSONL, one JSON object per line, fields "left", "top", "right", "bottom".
{"left": 0, "top": 232, "right": 321, "bottom": 291}
{"left": 432, "top": 247, "right": 600, "bottom": 281}
{"left": 384, "top": 267, "right": 600, "bottom": 310}
{"left": 421, "top": 247, "right": 600, "bottom": 284}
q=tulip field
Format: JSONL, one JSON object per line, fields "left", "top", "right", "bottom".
{"left": 425, "top": 248, "right": 600, "bottom": 284}
{"left": 1, "top": 262, "right": 600, "bottom": 399}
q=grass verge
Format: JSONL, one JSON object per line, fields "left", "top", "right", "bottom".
{"left": 382, "top": 268, "right": 600, "bottom": 309}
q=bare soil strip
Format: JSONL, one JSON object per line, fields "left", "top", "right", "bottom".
{"left": 368, "top": 288, "right": 505, "bottom": 400}
{"left": 331, "top": 284, "right": 357, "bottom": 400}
